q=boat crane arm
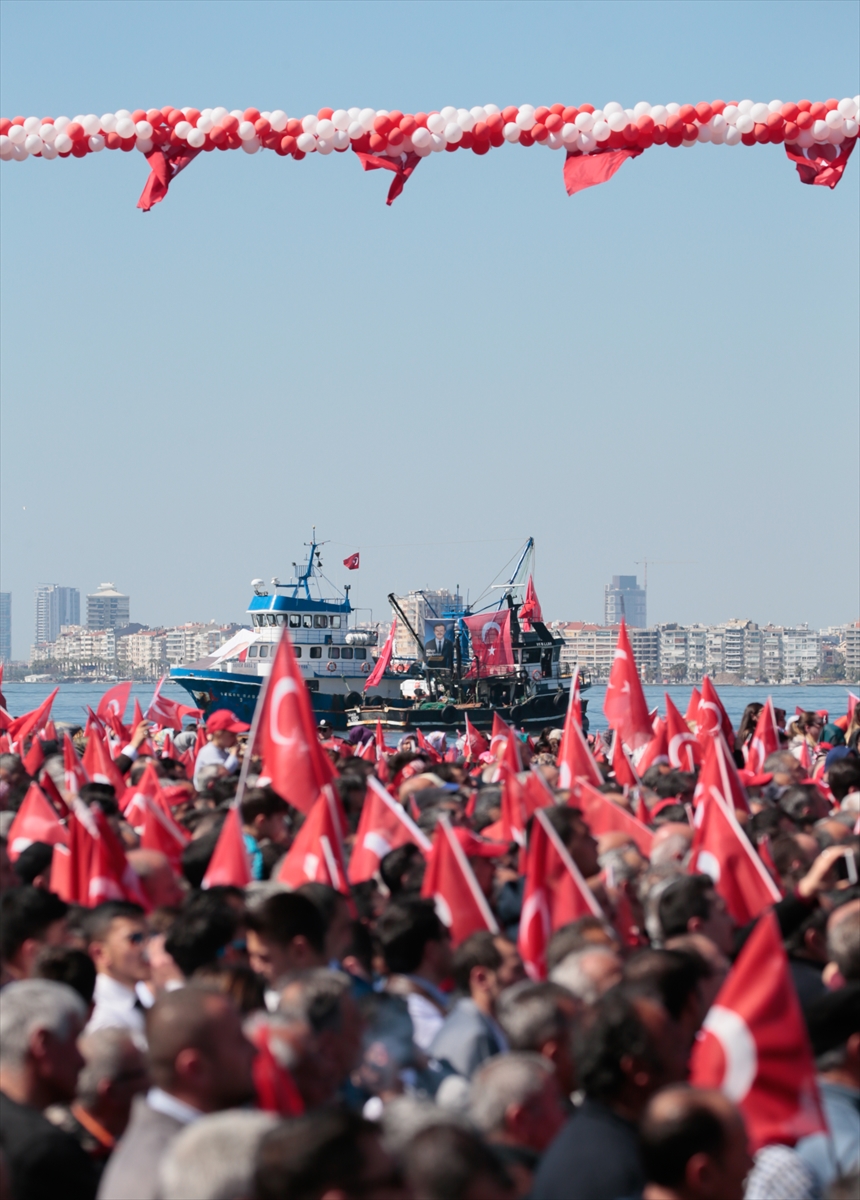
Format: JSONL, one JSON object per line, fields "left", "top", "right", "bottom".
{"left": 387, "top": 594, "right": 427, "bottom": 662}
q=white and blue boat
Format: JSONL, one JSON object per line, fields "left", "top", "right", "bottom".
{"left": 171, "top": 535, "right": 403, "bottom": 728}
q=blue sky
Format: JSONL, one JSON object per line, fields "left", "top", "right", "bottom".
{"left": 1, "top": 0, "right": 858, "bottom": 658}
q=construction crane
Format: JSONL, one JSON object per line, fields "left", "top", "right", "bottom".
{"left": 634, "top": 560, "right": 697, "bottom": 590}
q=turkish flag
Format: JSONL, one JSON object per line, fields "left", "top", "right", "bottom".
{"left": 697, "top": 677, "right": 735, "bottom": 750}
{"left": 603, "top": 621, "right": 652, "bottom": 750}
{"left": 97, "top": 681, "right": 132, "bottom": 724}
{"left": 6, "top": 783, "right": 68, "bottom": 859}
{"left": 343, "top": 552, "right": 360, "bottom": 570}
{"left": 256, "top": 630, "right": 337, "bottom": 814}
{"left": 746, "top": 698, "right": 780, "bottom": 774}
{"left": 610, "top": 731, "right": 641, "bottom": 790}
{"left": 784, "top": 136, "right": 856, "bottom": 190}
{"left": 82, "top": 730, "right": 127, "bottom": 802}
{"left": 348, "top": 777, "right": 432, "bottom": 884}
{"left": 637, "top": 716, "right": 669, "bottom": 775}
{"left": 694, "top": 732, "right": 750, "bottom": 816}
{"left": 557, "top": 690, "right": 603, "bottom": 789}
{"left": 519, "top": 575, "right": 543, "bottom": 631}
{"left": 7, "top": 688, "right": 60, "bottom": 751}
{"left": 665, "top": 693, "right": 702, "bottom": 772}
{"left": 124, "top": 764, "right": 189, "bottom": 870}
{"left": 421, "top": 816, "right": 499, "bottom": 946}
{"left": 464, "top": 610, "right": 515, "bottom": 677}
{"left": 52, "top": 800, "right": 149, "bottom": 909}
{"left": 23, "top": 736, "right": 45, "bottom": 779}
{"left": 415, "top": 728, "right": 442, "bottom": 763}
{"left": 63, "top": 734, "right": 89, "bottom": 798}
{"left": 145, "top": 678, "right": 203, "bottom": 731}
{"left": 463, "top": 715, "right": 488, "bottom": 762}
{"left": 691, "top": 762, "right": 781, "bottom": 926}
{"left": 690, "top": 910, "right": 826, "bottom": 1152}
{"left": 519, "top": 808, "right": 605, "bottom": 980}
{"left": 354, "top": 149, "right": 421, "bottom": 204}
{"left": 202, "top": 806, "right": 252, "bottom": 889}
{"left": 498, "top": 769, "right": 530, "bottom": 847}
{"left": 489, "top": 712, "right": 511, "bottom": 757}
{"left": 137, "top": 145, "right": 201, "bottom": 211}
{"left": 685, "top": 686, "right": 702, "bottom": 726}
{"left": 572, "top": 778, "right": 654, "bottom": 858}
{"left": 364, "top": 619, "right": 396, "bottom": 691}
{"left": 277, "top": 788, "right": 350, "bottom": 896}
{"left": 563, "top": 146, "right": 642, "bottom": 195}
{"left": 567, "top": 668, "right": 583, "bottom": 729}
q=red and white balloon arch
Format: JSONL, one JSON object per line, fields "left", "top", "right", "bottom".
{"left": 2, "top": 97, "right": 858, "bottom": 208}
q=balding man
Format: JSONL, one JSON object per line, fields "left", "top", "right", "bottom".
{"left": 97, "top": 986, "right": 256, "bottom": 1200}
{"left": 650, "top": 824, "right": 693, "bottom": 868}
{"left": 639, "top": 1085, "right": 753, "bottom": 1200}
{"left": 125, "top": 850, "right": 184, "bottom": 911}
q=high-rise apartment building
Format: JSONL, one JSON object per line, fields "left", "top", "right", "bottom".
{"left": 392, "top": 590, "right": 460, "bottom": 660}
{"left": 0, "top": 593, "right": 10, "bottom": 662}
{"left": 34, "top": 584, "right": 80, "bottom": 645}
{"left": 87, "top": 583, "right": 130, "bottom": 630}
{"left": 604, "top": 576, "right": 647, "bottom": 628}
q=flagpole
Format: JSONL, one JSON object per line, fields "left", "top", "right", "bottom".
{"left": 535, "top": 807, "right": 606, "bottom": 920}
{"left": 232, "top": 626, "right": 283, "bottom": 811}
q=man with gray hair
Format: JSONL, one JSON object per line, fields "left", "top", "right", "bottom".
{"left": 0, "top": 978, "right": 97, "bottom": 1200}
{"left": 550, "top": 946, "right": 622, "bottom": 1005}
{"left": 496, "top": 981, "right": 579, "bottom": 1100}
{"left": 157, "top": 1110, "right": 278, "bottom": 1200}
{"left": 827, "top": 898, "right": 860, "bottom": 984}
{"left": 470, "top": 1053, "right": 566, "bottom": 1196}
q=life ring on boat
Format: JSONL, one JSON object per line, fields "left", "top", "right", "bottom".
{"left": 326, "top": 661, "right": 338, "bottom": 672}
{"left": 360, "top": 662, "right": 372, "bottom": 673}
{"left": 531, "top": 668, "right": 542, "bottom": 681}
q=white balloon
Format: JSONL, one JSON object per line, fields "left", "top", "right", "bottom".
{"left": 115, "top": 109, "right": 131, "bottom": 119}
{"left": 483, "top": 104, "right": 500, "bottom": 115}
{"left": 502, "top": 122, "right": 520, "bottom": 142}
{"left": 470, "top": 106, "right": 487, "bottom": 122}
{"left": 296, "top": 131, "right": 317, "bottom": 152}
{"left": 187, "top": 127, "right": 206, "bottom": 148}
{"left": 427, "top": 112, "right": 445, "bottom": 134}
{"left": 23, "top": 116, "right": 40, "bottom": 133}
{"left": 135, "top": 137, "right": 153, "bottom": 153}
{"left": 829, "top": 127, "right": 846, "bottom": 144}
{"left": 593, "top": 120, "right": 611, "bottom": 142}
{"left": 650, "top": 105, "right": 668, "bottom": 125}
{"left": 682, "top": 137, "right": 697, "bottom": 147}
{"left": 197, "top": 114, "right": 214, "bottom": 133}
{"left": 301, "top": 114, "right": 318, "bottom": 134}
{"left": 54, "top": 132, "right": 72, "bottom": 153}
{"left": 578, "top": 132, "right": 596, "bottom": 152}
{"left": 172, "top": 120, "right": 190, "bottom": 139}
{"left": 844, "top": 118, "right": 859, "bottom": 138}
{"left": 444, "top": 122, "right": 463, "bottom": 142}
{"left": 825, "top": 109, "right": 844, "bottom": 129}
{"left": 665, "top": 102, "right": 680, "bottom": 115}
{"left": 633, "top": 101, "right": 651, "bottom": 118}
{"left": 710, "top": 123, "right": 726, "bottom": 144}
{"left": 516, "top": 108, "right": 536, "bottom": 130}
{"left": 329, "top": 109, "right": 347, "bottom": 131}
{"left": 457, "top": 110, "right": 475, "bottom": 132}
{"left": 116, "top": 117, "right": 135, "bottom": 139}
{"left": 812, "top": 120, "right": 830, "bottom": 140}
{"left": 768, "top": 99, "right": 783, "bottom": 112}
{"left": 735, "top": 114, "right": 754, "bottom": 134}
{"left": 737, "top": 99, "right": 753, "bottom": 114}
{"left": 518, "top": 104, "right": 535, "bottom": 117}
{"left": 230, "top": 110, "right": 243, "bottom": 120}
{"left": 135, "top": 120, "right": 153, "bottom": 139}
{"left": 607, "top": 111, "right": 627, "bottom": 132}
{"left": 591, "top": 109, "right": 605, "bottom": 122}
{"left": 211, "top": 107, "right": 228, "bottom": 122}
{"left": 547, "top": 132, "right": 564, "bottom": 149}
{"left": 316, "top": 118, "right": 335, "bottom": 139}
{"left": 603, "top": 101, "right": 623, "bottom": 116}
{"left": 440, "top": 106, "right": 457, "bottom": 122}
{"left": 710, "top": 113, "right": 727, "bottom": 132}
{"left": 241, "top": 137, "right": 260, "bottom": 153}
{"left": 41, "top": 143, "right": 58, "bottom": 160}
{"left": 88, "top": 134, "right": 105, "bottom": 152}
{"left": 696, "top": 123, "right": 711, "bottom": 142}
{"left": 348, "top": 121, "right": 365, "bottom": 140}
{"left": 0, "top": 138, "right": 13, "bottom": 161}
{"left": 722, "top": 105, "right": 739, "bottom": 125}
{"left": 54, "top": 116, "right": 70, "bottom": 130}
{"left": 100, "top": 113, "right": 117, "bottom": 133}
{"left": 358, "top": 108, "right": 375, "bottom": 130}
{"left": 40, "top": 123, "right": 57, "bottom": 143}
{"left": 8, "top": 125, "right": 27, "bottom": 145}
{"left": 750, "top": 102, "right": 769, "bottom": 123}
{"left": 574, "top": 111, "right": 594, "bottom": 132}
{"left": 270, "top": 110, "right": 288, "bottom": 132}
{"left": 12, "top": 143, "right": 28, "bottom": 160}
{"left": 348, "top": 107, "right": 361, "bottom": 120}
{"left": 415, "top": 144, "right": 432, "bottom": 157}
{"left": 725, "top": 125, "right": 742, "bottom": 146}
{"left": 796, "top": 129, "right": 815, "bottom": 147}
{"left": 430, "top": 132, "right": 445, "bottom": 152}
{"left": 333, "top": 129, "right": 350, "bottom": 150}
{"left": 837, "top": 97, "right": 857, "bottom": 118}
{"left": 82, "top": 114, "right": 101, "bottom": 135}
{"left": 561, "top": 122, "right": 578, "bottom": 143}
{"left": 24, "top": 134, "right": 43, "bottom": 154}
{"left": 412, "top": 126, "right": 431, "bottom": 149}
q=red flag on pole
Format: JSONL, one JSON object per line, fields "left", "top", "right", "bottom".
{"left": 52, "top": 800, "right": 149, "bottom": 909}
{"left": 145, "top": 677, "right": 203, "bottom": 731}
{"left": 421, "top": 817, "right": 500, "bottom": 946}
{"left": 489, "top": 712, "right": 510, "bottom": 757}
{"left": 82, "top": 730, "right": 127, "bottom": 802}
{"left": 7, "top": 688, "right": 60, "bottom": 751}
{"left": 567, "top": 668, "right": 583, "bottom": 729}
{"left": 637, "top": 717, "right": 669, "bottom": 775}
{"left": 557, "top": 690, "right": 603, "bottom": 789}
{"left": 364, "top": 619, "right": 396, "bottom": 692}
{"left": 665, "top": 693, "right": 702, "bottom": 772}
{"left": 97, "top": 681, "right": 132, "bottom": 724}
{"left": 63, "top": 733, "right": 89, "bottom": 798}
{"left": 519, "top": 807, "right": 605, "bottom": 980}
{"left": 463, "top": 715, "right": 488, "bottom": 762}
{"left": 276, "top": 788, "right": 350, "bottom": 896}
{"left": 342, "top": 553, "right": 360, "bottom": 570}
{"left": 348, "top": 777, "right": 432, "bottom": 884}
{"left": 6, "top": 783, "right": 68, "bottom": 859}
{"left": 685, "top": 686, "right": 702, "bottom": 727}
{"left": 22, "top": 736, "right": 45, "bottom": 779}
{"left": 201, "top": 806, "right": 252, "bottom": 889}
{"left": 519, "top": 576, "right": 543, "bottom": 631}
{"left": 694, "top": 732, "right": 750, "bottom": 816}
{"left": 463, "top": 610, "right": 515, "bottom": 677}
{"left": 572, "top": 779, "right": 654, "bottom": 858}
{"left": 563, "top": 146, "right": 642, "bottom": 195}
{"left": 610, "top": 731, "right": 641, "bottom": 790}
{"left": 746, "top": 698, "right": 780, "bottom": 774}
{"left": 697, "top": 677, "right": 735, "bottom": 749}
{"left": 690, "top": 910, "right": 826, "bottom": 1152}
{"left": 603, "top": 621, "right": 652, "bottom": 750}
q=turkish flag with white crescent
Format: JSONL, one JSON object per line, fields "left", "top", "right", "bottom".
{"left": 464, "top": 610, "right": 515, "bottom": 677}
{"left": 697, "top": 676, "right": 735, "bottom": 750}
{"left": 145, "top": 677, "right": 203, "bottom": 731}
{"left": 463, "top": 715, "right": 489, "bottom": 762}
{"left": 519, "top": 575, "right": 543, "bottom": 631}
{"left": 256, "top": 630, "right": 337, "bottom": 814}
{"left": 693, "top": 731, "right": 750, "bottom": 815}
{"left": 277, "top": 788, "right": 351, "bottom": 896}
{"left": 690, "top": 910, "right": 826, "bottom": 1152}
{"left": 82, "top": 729, "right": 127, "bottom": 802}
{"left": 519, "top": 807, "right": 605, "bottom": 980}
{"left": 7, "top": 688, "right": 60, "bottom": 751}
{"left": 610, "top": 731, "right": 641, "bottom": 790}
{"left": 489, "top": 712, "right": 510, "bottom": 756}
{"left": 6, "top": 783, "right": 68, "bottom": 859}
{"left": 421, "top": 817, "right": 499, "bottom": 946}
{"left": 202, "top": 806, "right": 252, "bottom": 889}
{"left": 746, "top": 697, "right": 780, "bottom": 774}
{"left": 96, "top": 681, "right": 132, "bottom": 724}
{"left": 665, "top": 692, "right": 702, "bottom": 771}
{"left": 343, "top": 553, "right": 360, "bottom": 570}
{"left": 636, "top": 716, "right": 669, "bottom": 775}
{"left": 63, "top": 733, "right": 89, "bottom": 798}
{"left": 557, "top": 692, "right": 603, "bottom": 789}
{"left": 52, "top": 800, "right": 150, "bottom": 910}
{"left": 602, "top": 621, "right": 653, "bottom": 750}
{"left": 348, "top": 777, "right": 431, "bottom": 884}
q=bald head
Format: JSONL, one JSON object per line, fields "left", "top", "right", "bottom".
{"left": 651, "top": 824, "right": 693, "bottom": 867}
{"left": 146, "top": 987, "right": 228, "bottom": 1088}
{"left": 641, "top": 1085, "right": 751, "bottom": 1200}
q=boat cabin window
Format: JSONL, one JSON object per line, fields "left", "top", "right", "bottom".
{"left": 353, "top": 647, "right": 367, "bottom": 660}
{"left": 266, "top": 614, "right": 277, "bottom": 626}
{"left": 314, "top": 615, "right": 328, "bottom": 628}
{"left": 248, "top": 645, "right": 258, "bottom": 657}
{"left": 328, "top": 646, "right": 340, "bottom": 659}
{"left": 252, "top": 615, "right": 263, "bottom": 627}
{"left": 523, "top": 648, "right": 541, "bottom": 664}
{"left": 258, "top": 644, "right": 269, "bottom": 658}
{"left": 331, "top": 616, "right": 341, "bottom": 628}
{"left": 340, "top": 646, "right": 353, "bottom": 659}
{"left": 275, "top": 614, "right": 286, "bottom": 626}
{"left": 289, "top": 615, "right": 301, "bottom": 628}
{"left": 303, "top": 615, "right": 313, "bottom": 628}
{"left": 294, "top": 647, "right": 301, "bottom": 657}
{"left": 310, "top": 646, "right": 322, "bottom": 658}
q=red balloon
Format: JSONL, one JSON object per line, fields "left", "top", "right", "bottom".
{"left": 653, "top": 125, "right": 668, "bottom": 144}
{"left": 501, "top": 106, "right": 518, "bottom": 123}
{"left": 487, "top": 112, "right": 503, "bottom": 132}
{"left": 667, "top": 132, "right": 683, "bottom": 147}
{"left": 579, "top": 103, "right": 595, "bottom": 114}
{"left": 766, "top": 112, "right": 784, "bottom": 129}
{"left": 223, "top": 114, "right": 240, "bottom": 133}
{"left": 352, "top": 132, "right": 371, "bottom": 153}
{"left": 317, "top": 107, "right": 334, "bottom": 120}
{"left": 286, "top": 118, "right": 302, "bottom": 135}
{"left": 161, "top": 106, "right": 173, "bottom": 118}
{"left": 388, "top": 127, "right": 404, "bottom": 145}
{"left": 683, "top": 122, "right": 697, "bottom": 140}
{"left": 400, "top": 115, "right": 417, "bottom": 135}
{"left": 636, "top": 114, "right": 655, "bottom": 133}
{"left": 695, "top": 102, "right": 713, "bottom": 124}
{"left": 413, "top": 112, "right": 428, "bottom": 128}
{"left": 132, "top": 109, "right": 147, "bottom": 123}
{"left": 203, "top": 140, "right": 215, "bottom": 152}
{"left": 550, "top": 103, "right": 565, "bottom": 115}
{"left": 545, "top": 113, "right": 563, "bottom": 132}
{"left": 754, "top": 123, "right": 770, "bottom": 143}
{"left": 460, "top": 131, "right": 474, "bottom": 149}
{"left": 280, "top": 134, "right": 296, "bottom": 153}
{"left": 167, "top": 109, "right": 185, "bottom": 127}
{"left": 825, "top": 98, "right": 839, "bottom": 111}
{"left": 472, "top": 140, "right": 489, "bottom": 155}
{"left": 293, "top": 149, "right": 306, "bottom": 160}
{"left": 490, "top": 130, "right": 504, "bottom": 147}
{"left": 105, "top": 132, "right": 122, "bottom": 149}
{"left": 210, "top": 127, "right": 226, "bottom": 144}
{"left": 72, "top": 141, "right": 89, "bottom": 157}
{"left": 146, "top": 109, "right": 163, "bottom": 126}
{"left": 741, "top": 131, "right": 756, "bottom": 145}
{"left": 784, "top": 121, "right": 799, "bottom": 141}
{"left": 781, "top": 102, "right": 799, "bottom": 121}
{"left": 796, "top": 111, "right": 813, "bottom": 129}
{"left": 186, "top": 109, "right": 200, "bottom": 125}
{"left": 373, "top": 115, "right": 392, "bottom": 135}
{"left": 562, "top": 106, "right": 579, "bottom": 124}
{"left": 809, "top": 101, "right": 826, "bottom": 120}
{"left": 445, "top": 140, "right": 459, "bottom": 152}
{"left": 797, "top": 99, "right": 811, "bottom": 111}
{"left": 11, "top": 115, "right": 25, "bottom": 124}
{"left": 519, "top": 129, "right": 534, "bottom": 146}
{"left": 711, "top": 99, "right": 726, "bottom": 115}
{"left": 244, "top": 108, "right": 261, "bottom": 123}
{"left": 255, "top": 118, "right": 271, "bottom": 136}
{"left": 120, "top": 136, "right": 136, "bottom": 151}
{"left": 608, "top": 129, "right": 626, "bottom": 148}
{"left": 623, "top": 124, "right": 639, "bottom": 143}
{"left": 0, "top": 118, "right": 11, "bottom": 135}
{"left": 531, "top": 122, "right": 548, "bottom": 142}
{"left": 387, "top": 110, "right": 404, "bottom": 126}
{"left": 636, "top": 128, "right": 655, "bottom": 149}
{"left": 679, "top": 104, "right": 696, "bottom": 122}
{"left": 66, "top": 122, "right": 84, "bottom": 141}
{"left": 368, "top": 131, "right": 387, "bottom": 151}
{"left": 534, "top": 106, "right": 550, "bottom": 123}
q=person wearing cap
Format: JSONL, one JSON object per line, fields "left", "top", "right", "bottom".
{"left": 795, "top": 984, "right": 860, "bottom": 1193}
{"left": 193, "top": 711, "right": 250, "bottom": 792}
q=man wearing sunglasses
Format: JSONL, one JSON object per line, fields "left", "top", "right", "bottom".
{"left": 84, "top": 903, "right": 151, "bottom": 1040}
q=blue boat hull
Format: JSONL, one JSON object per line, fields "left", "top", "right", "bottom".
{"left": 170, "top": 668, "right": 354, "bottom": 729}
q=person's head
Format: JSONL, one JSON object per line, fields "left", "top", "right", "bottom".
{"left": 84, "top": 901, "right": 149, "bottom": 989}
{"left": 0, "top": 979, "right": 86, "bottom": 1109}
{"left": 433, "top": 624, "right": 447, "bottom": 642}
{"left": 827, "top": 899, "right": 860, "bottom": 983}
{"left": 640, "top": 1085, "right": 753, "bottom": 1200}
{"left": 540, "top": 806, "right": 600, "bottom": 878}
{"left": 12, "top": 842, "right": 54, "bottom": 890}
{"left": 402, "top": 1123, "right": 514, "bottom": 1200}
{"left": 496, "top": 981, "right": 579, "bottom": 1098}
{"left": 379, "top": 843, "right": 426, "bottom": 897}
{"left": 240, "top": 787, "right": 291, "bottom": 846}
{"left": 769, "top": 833, "right": 818, "bottom": 888}
{"left": 296, "top": 882, "right": 355, "bottom": 964}
{"left": 0, "top": 885, "right": 69, "bottom": 979}
{"left": 270, "top": 968, "right": 364, "bottom": 1109}
{"left": 193, "top": 962, "right": 267, "bottom": 1015}
{"left": 377, "top": 898, "right": 452, "bottom": 984}
{"left": 33, "top": 945, "right": 97, "bottom": 1009}
{"left": 737, "top": 703, "right": 763, "bottom": 746}
{"left": 545, "top": 917, "right": 620, "bottom": 972}
{"left": 623, "top": 949, "right": 713, "bottom": 1053}
{"left": 828, "top": 755, "right": 860, "bottom": 803}
{"left": 658, "top": 875, "right": 735, "bottom": 957}
{"left": 550, "top": 946, "right": 623, "bottom": 1005}
{"left": 146, "top": 985, "right": 256, "bottom": 1111}
{"left": 75, "top": 1027, "right": 148, "bottom": 1137}
{"left": 663, "top": 934, "right": 730, "bottom": 1013}
{"left": 575, "top": 985, "right": 688, "bottom": 1119}
{"left": 158, "top": 1110, "right": 278, "bottom": 1200}
{"left": 763, "top": 750, "right": 805, "bottom": 789}
{"left": 452, "top": 933, "right": 524, "bottom": 1013}
{"left": 205, "top": 709, "right": 249, "bottom": 751}
{"left": 245, "top": 891, "right": 326, "bottom": 984}
{"left": 805, "top": 983, "right": 860, "bottom": 1088}
{"left": 793, "top": 711, "right": 825, "bottom": 742}
{"left": 254, "top": 1110, "right": 407, "bottom": 1200}
{"left": 164, "top": 891, "right": 243, "bottom": 979}
{"left": 127, "top": 848, "right": 185, "bottom": 910}
{"left": 650, "top": 824, "right": 694, "bottom": 867}
{"left": 470, "top": 1052, "right": 566, "bottom": 1152}
{"left": 779, "top": 785, "right": 830, "bottom": 827}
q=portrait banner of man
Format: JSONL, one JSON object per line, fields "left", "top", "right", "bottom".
{"left": 423, "top": 617, "right": 456, "bottom": 669}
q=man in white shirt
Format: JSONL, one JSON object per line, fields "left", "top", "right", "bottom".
{"left": 84, "top": 902, "right": 151, "bottom": 1039}
{"left": 192, "top": 710, "right": 250, "bottom": 791}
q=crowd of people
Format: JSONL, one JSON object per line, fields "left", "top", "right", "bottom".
{"left": 0, "top": 683, "right": 858, "bottom": 1200}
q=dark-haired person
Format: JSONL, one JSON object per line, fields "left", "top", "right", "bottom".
{"left": 164, "top": 891, "right": 245, "bottom": 980}
{"left": 34, "top": 946, "right": 97, "bottom": 1011}
{"left": 377, "top": 898, "right": 453, "bottom": 1051}
{"left": 245, "top": 891, "right": 326, "bottom": 987}
{"left": 637, "top": 1085, "right": 753, "bottom": 1200}
{"left": 83, "top": 903, "right": 150, "bottom": 1037}
{"left": 827, "top": 753, "right": 860, "bottom": 805}
{"left": 240, "top": 787, "right": 291, "bottom": 880}
{"left": 12, "top": 841, "right": 54, "bottom": 890}
{"left": 0, "top": 885, "right": 69, "bottom": 980}
{"left": 403, "top": 1122, "right": 514, "bottom": 1200}
{"left": 296, "top": 882, "right": 356, "bottom": 966}
{"left": 657, "top": 876, "right": 735, "bottom": 958}
{"left": 429, "top": 932, "right": 523, "bottom": 1078}
{"left": 379, "top": 842, "right": 426, "bottom": 897}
